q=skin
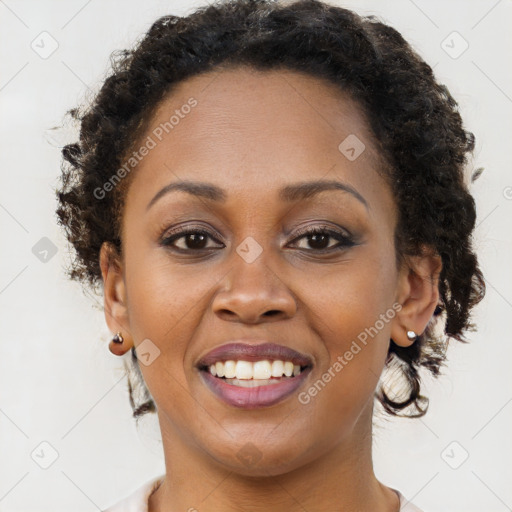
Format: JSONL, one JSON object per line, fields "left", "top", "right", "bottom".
{"left": 100, "top": 66, "right": 442, "bottom": 512}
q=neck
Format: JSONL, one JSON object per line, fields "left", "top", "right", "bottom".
{"left": 148, "top": 401, "right": 399, "bottom": 512}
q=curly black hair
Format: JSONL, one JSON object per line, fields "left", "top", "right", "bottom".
{"left": 55, "top": 0, "right": 485, "bottom": 420}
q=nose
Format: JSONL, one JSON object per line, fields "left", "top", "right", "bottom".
{"left": 212, "top": 252, "right": 297, "bottom": 324}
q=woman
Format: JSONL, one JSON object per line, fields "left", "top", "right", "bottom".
{"left": 55, "top": 0, "right": 485, "bottom": 510}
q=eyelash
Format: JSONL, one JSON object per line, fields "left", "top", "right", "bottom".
{"left": 160, "top": 224, "right": 356, "bottom": 254}
{"left": 291, "top": 225, "right": 356, "bottom": 252}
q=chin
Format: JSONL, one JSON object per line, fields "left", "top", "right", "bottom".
{"left": 207, "top": 440, "right": 317, "bottom": 478}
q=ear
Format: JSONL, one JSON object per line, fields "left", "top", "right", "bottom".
{"left": 99, "top": 242, "right": 133, "bottom": 355}
{"left": 391, "top": 246, "right": 443, "bottom": 347}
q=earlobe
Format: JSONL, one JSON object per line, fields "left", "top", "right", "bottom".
{"left": 99, "top": 242, "right": 133, "bottom": 354}
{"left": 391, "top": 248, "right": 442, "bottom": 347}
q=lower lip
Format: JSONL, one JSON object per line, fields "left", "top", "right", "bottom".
{"left": 199, "top": 367, "right": 312, "bottom": 409}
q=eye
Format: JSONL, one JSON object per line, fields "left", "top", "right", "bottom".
{"left": 160, "top": 227, "right": 224, "bottom": 252}
{"left": 159, "top": 224, "right": 356, "bottom": 254}
{"left": 287, "top": 226, "right": 356, "bottom": 252}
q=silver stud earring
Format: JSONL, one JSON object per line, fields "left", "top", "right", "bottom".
{"left": 406, "top": 330, "right": 417, "bottom": 341}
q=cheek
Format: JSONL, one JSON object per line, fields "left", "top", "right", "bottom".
{"left": 298, "top": 249, "right": 397, "bottom": 410}
{"left": 124, "top": 241, "right": 201, "bottom": 336}
{"left": 307, "top": 244, "right": 397, "bottom": 345}
{"left": 122, "top": 246, "right": 231, "bottom": 392}
{"left": 294, "top": 303, "right": 393, "bottom": 453}
{"left": 122, "top": 248, "right": 195, "bottom": 372}
{"left": 122, "top": 257, "right": 204, "bottom": 418}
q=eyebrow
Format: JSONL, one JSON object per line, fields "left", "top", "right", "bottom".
{"left": 146, "top": 179, "right": 369, "bottom": 211}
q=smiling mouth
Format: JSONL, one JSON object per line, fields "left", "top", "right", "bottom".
{"left": 197, "top": 360, "right": 313, "bottom": 409}
{"left": 198, "top": 360, "right": 312, "bottom": 387}
{"left": 195, "top": 342, "right": 314, "bottom": 408}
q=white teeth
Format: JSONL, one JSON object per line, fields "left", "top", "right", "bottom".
{"left": 224, "top": 377, "right": 282, "bottom": 387}
{"left": 207, "top": 359, "right": 304, "bottom": 379}
{"left": 224, "top": 360, "right": 236, "bottom": 379}
{"left": 235, "top": 360, "right": 253, "bottom": 380}
{"left": 253, "top": 360, "right": 272, "bottom": 379}
{"left": 215, "top": 361, "right": 225, "bottom": 378}
{"left": 271, "top": 360, "right": 284, "bottom": 377}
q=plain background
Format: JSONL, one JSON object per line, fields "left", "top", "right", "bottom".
{"left": 0, "top": 0, "right": 511, "bottom": 510}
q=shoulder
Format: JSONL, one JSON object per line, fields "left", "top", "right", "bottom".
{"left": 394, "top": 489, "right": 426, "bottom": 512}
{"left": 101, "top": 475, "right": 164, "bottom": 512}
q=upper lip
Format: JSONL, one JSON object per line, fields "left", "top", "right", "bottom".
{"left": 196, "top": 342, "right": 313, "bottom": 368}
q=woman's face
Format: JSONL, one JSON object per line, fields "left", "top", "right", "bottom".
{"left": 110, "top": 67, "right": 411, "bottom": 475}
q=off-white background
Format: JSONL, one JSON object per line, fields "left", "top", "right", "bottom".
{"left": 0, "top": 0, "right": 510, "bottom": 511}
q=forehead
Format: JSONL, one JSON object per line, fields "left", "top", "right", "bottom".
{"left": 125, "top": 66, "right": 391, "bottom": 212}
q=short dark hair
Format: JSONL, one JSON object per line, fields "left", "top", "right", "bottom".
{"left": 56, "top": 0, "right": 485, "bottom": 420}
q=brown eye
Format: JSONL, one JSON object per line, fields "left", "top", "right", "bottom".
{"left": 303, "top": 232, "right": 330, "bottom": 250}
{"left": 177, "top": 232, "right": 208, "bottom": 250}
{"left": 161, "top": 228, "right": 223, "bottom": 252}
{"left": 288, "top": 226, "right": 355, "bottom": 252}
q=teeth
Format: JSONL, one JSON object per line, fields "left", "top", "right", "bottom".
{"left": 224, "top": 377, "right": 283, "bottom": 387}
{"left": 215, "top": 361, "right": 225, "bottom": 378}
{"left": 235, "top": 360, "right": 253, "bottom": 380}
{"left": 207, "top": 359, "right": 304, "bottom": 379}
{"left": 271, "top": 360, "right": 284, "bottom": 377}
{"left": 224, "top": 360, "right": 236, "bottom": 379}
{"left": 253, "top": 360, "right": 272, "bottom": 379}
